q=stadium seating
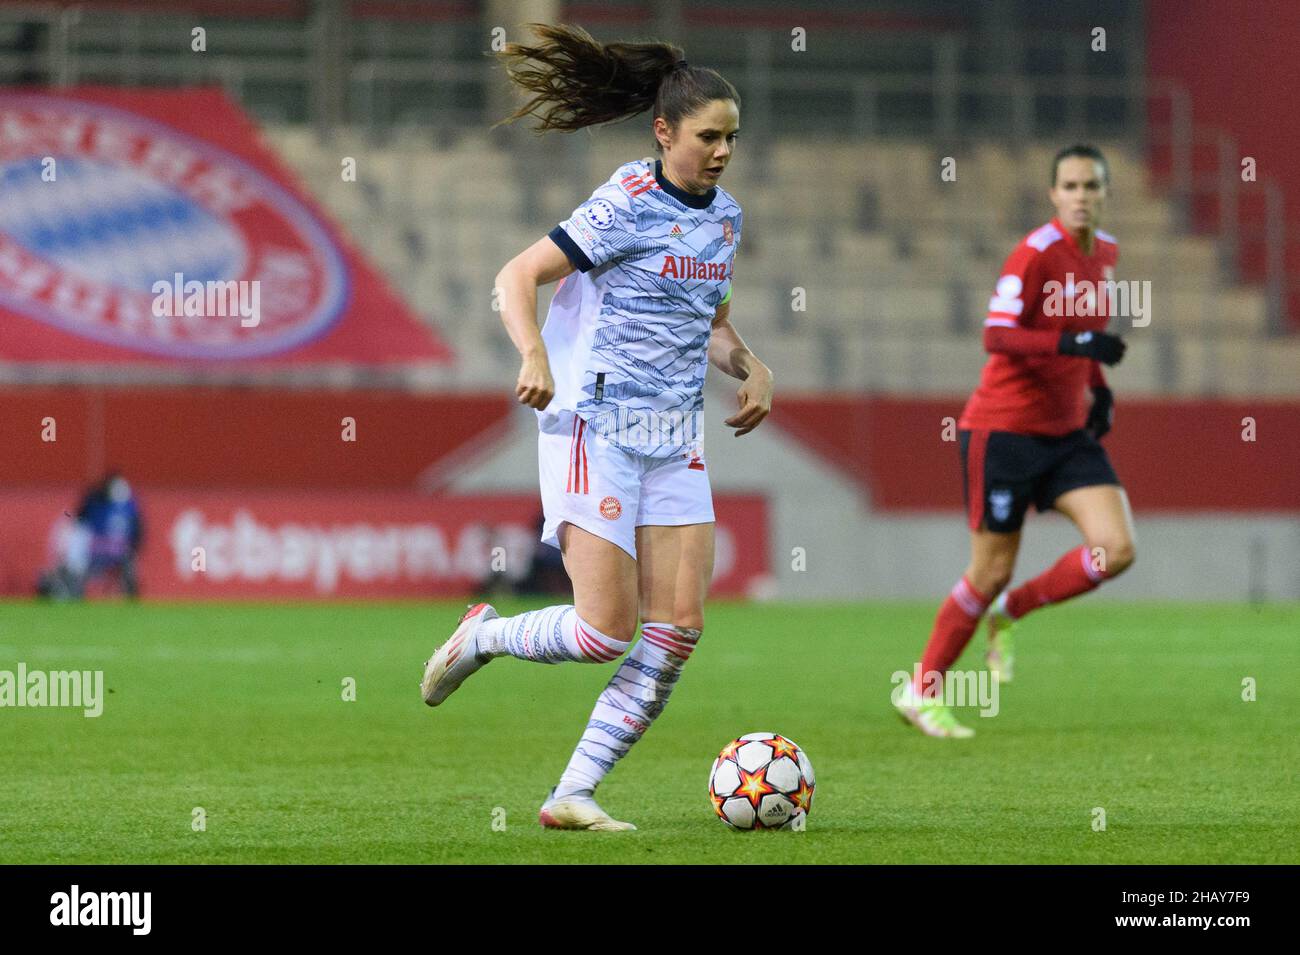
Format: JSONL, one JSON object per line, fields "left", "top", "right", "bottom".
{"left": 266, "top": 125, "right": 1287, "bottom": 397}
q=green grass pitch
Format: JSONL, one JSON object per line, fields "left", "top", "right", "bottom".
{"left": 1, "top": 598, "right": 1296, "bottom": 864}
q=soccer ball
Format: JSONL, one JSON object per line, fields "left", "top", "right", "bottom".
{"left": 708, "top": 732, "right": 815, "bottom": 830}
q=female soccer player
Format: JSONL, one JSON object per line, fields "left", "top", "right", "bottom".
{"left": 895, "top": 144, "right": 1135, "bottom": 738}
{"left": 420, "top": 24, "right": 771, "bottom": 828}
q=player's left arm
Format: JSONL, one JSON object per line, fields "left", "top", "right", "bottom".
{"left": 1086, "top": 244, "right": 1120, "bottom": 438}
{"left": 709, "top": 295, "right": 773, "bottom": 437}
{"left": 1086, "top": 361, "right": 1114, "bottom": 439}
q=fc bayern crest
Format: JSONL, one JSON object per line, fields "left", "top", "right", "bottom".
{"left": 0, "top": 94, "right": 348, "bottom": 359}
{"left": 722, "top": 219, "right": 734, "bottom": 245}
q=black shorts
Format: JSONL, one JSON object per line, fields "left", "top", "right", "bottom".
{"left": 959, "top": 428, "right": 1120, "bottom": 533}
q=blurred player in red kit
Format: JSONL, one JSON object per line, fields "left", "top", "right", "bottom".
{"left": 896, "top": 144, "right": 1136, "bottom": 737}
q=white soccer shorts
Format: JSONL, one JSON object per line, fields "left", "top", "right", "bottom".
{"left": 538, "top": 410, "right": 715, "bottom": 560}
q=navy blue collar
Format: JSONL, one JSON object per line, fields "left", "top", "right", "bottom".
{"left": 655, "top": 159, "right": 716, "bottom": 209}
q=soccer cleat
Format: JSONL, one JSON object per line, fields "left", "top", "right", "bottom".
{"left": 538, "top": 789, "right": 637, "bottom": 832}
{"left": 421, "top": 603, "right": 498, "bottom": 707}
{"left": 893, "top": 683, "right": 976, "bottom": 739}
{"left": 985, "top": 592, "right": 1016, "bottom": 683}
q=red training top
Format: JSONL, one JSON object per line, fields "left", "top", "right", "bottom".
{"left": 958, "top": 217, "right": 1118, "bottom": 436}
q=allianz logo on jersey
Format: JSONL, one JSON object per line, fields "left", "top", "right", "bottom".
{"left": 659, "top": 256, "right": 733, "bottom": 281}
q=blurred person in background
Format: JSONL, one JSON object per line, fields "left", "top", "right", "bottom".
{"left": 895, "top": 145, "right": 1136, "bottom": 738}
{"left": 38, "top": 472, "right": 143, "bottom": 600}
{"left": 477, "top": 513, "right": 573, "bottom": 598}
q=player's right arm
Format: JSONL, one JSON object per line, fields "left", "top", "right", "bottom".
{"left": 495, "top": 171, "right": 639, "bottom": 409}
{"left": 495, "top": 237, "right": 575, "bottom": 410}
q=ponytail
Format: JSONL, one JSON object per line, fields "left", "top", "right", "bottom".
{"left": 493, "top": 22, "right": 739, "bottom": 146}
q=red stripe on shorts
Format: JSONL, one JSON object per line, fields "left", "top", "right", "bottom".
{"left": 565, "top": 416, "right": 577, "bottom": 493}
{"left": 576, "top": 419, "right": 587, "bottom": 494}
{"left": 966, "top": 429, "right": 989, "bottom": 531}
{"left": 581, "top": 424, "right": 589, "bottom": 493}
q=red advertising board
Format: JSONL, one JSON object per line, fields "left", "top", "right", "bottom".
{"left": 0, "top": 488, "right": 770, "bottom": 599}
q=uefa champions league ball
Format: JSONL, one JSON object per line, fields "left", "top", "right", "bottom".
{"left": 708, "top": 732, "right": 815, "bottom": 830}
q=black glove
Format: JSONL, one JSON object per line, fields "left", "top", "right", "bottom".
{"left": 1058, "top": 330, "right": 1126, "bottom": 366}
{"left": 1086, "top": 386, "right": 1114, "bottom": 439}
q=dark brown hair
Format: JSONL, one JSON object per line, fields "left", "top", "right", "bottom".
{"left": 1052, "top": 143, "right": 1109, "bottom": 186}
{"left": 493, "top": 23, "right": 739, "bottom": 151}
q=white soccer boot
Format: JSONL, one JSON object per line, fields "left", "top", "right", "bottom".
{"left": 421, "top": 603, "right": 498, "bottom": 707}
{"left": 538, "top": 788, "right": 637, "bottom": 832}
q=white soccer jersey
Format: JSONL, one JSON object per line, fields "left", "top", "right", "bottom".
{"left": 542, "top": 157, "right": 742, "bottom": 459}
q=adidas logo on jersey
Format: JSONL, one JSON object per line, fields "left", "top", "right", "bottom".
{"left": 669, "top": 223, "right": 684, "bottom": 236}
{"left": 659, "top": 256, "right": 733, "bottom": 280}
{"left": 620, "top": 171, "right": 659, "bottom": 197}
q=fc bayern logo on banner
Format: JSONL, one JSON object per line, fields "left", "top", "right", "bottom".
{"left": 0, "top": 95, "right": 349, "bottom": 359}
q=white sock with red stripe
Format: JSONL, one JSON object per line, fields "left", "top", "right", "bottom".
{"left": 475, "top": 605, "right": 628, "bottom": 665}
{"left": 552, "top": 622, "right": 701, "bottom": 799}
